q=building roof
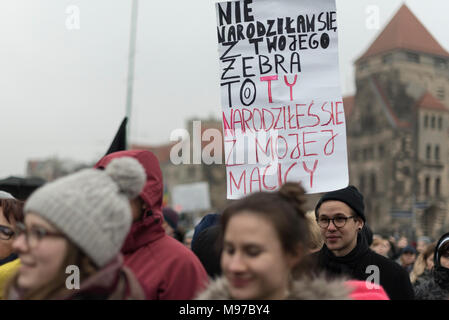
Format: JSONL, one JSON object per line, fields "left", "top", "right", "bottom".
{"left": 416, "top": 91, "right": 449, "bottom": 112}
{"left": 357, "top": 5, "right": 449, "bottom": 62}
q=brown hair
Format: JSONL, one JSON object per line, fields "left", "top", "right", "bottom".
{"left": 220, "top": 182, "right": 310, "bottom": 278}
{"left": 0, "top": 199, "right": 24, "bottom": 223}
{"left": 370, "top": 237, "right": 383, "bottom": 248}
{"left": 410, "top": 242, "right": 436, "bottom": 283}
{"left": 5, "top": 239, "right": 98, "bottom": 300}
{"left": 305, "top": 211, "right": 323, "bottom": 252}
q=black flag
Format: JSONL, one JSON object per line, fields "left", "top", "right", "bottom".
{"left": 105, "top": 117, "right": 128, "bottom": 156}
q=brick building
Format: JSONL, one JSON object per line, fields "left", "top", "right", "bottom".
{"left": 346, "top": 5, "right": 449, "bottom": 238}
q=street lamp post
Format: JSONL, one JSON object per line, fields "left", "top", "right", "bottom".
{"left": 125, "top": 0, "right": 139, "bottom": 148}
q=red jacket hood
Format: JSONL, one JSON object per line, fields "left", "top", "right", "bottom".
{"left": 95, "top": 150, "right": 165, "bottom": 253}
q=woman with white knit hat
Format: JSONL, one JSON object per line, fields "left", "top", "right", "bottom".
{"left": 5, "top": 157, "right": 146, "bottom": 300}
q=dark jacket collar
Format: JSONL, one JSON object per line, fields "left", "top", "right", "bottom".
{"left": 0, "top": 253, "right": 18, "bottom": 266}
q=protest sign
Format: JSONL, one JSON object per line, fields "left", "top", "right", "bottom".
{"left": 172, "top": 182, "right": 212, "bottom": 212}
{"left": 215, "top": 0, "right": 348, "bottom": 198}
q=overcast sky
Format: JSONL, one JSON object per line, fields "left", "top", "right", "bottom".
{"left": 1, "top": 0, "right": 448, "bottom": 178}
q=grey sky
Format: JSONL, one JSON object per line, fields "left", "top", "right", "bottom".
{"left": 1, "top": 0, "right": 448, "bottom": 178}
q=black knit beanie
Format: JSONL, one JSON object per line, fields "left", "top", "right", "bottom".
{"left": 315, "top": 185, "right": 366, "bottom": 222}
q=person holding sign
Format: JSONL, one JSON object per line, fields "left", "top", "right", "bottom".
{"left": 196, "top": 183, "right": 351, "bottom": 300}
{"left": 311, "top": 186, "right": 415, "bottom": 300}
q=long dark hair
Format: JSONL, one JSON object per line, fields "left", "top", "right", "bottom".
{"left": 220, "top": 182, "right": 310, "bottom": 279}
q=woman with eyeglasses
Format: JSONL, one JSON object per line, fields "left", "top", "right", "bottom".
{"left": 196, "top": 183, "right": 353, "bottom": 300}
{"left": 4, "top": 157, "right": 146, "bottom": 300}
{"left": 0, "top": 191, "right": 24, "bottom": 299}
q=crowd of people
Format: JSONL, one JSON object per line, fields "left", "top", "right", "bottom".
{"left": 0, "top": 149, "right": 448, "bottom": 300}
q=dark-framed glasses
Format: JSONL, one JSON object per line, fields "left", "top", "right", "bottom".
{"left": 15, "top": 222, "right": 65, "bottom": 249}
{"left": 316, "top": 216, "right": 356, "bottom": 229}
{"left": 0, "top": 225, "right": 15, "bottom": 240}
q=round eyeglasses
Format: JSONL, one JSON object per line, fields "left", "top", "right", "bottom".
{"left": 316, "top": 216, "right": 356, "bottom": 229}
{"left": 14, "top": 222, "right": 65, "bottom": 249}
{"left": 0, "top": 225, "right": 15, "bottom": 240}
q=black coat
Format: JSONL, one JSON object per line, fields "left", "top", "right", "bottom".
{"left": 311, "top": 233, "right": 415, "bottom": 300}
{"left": 414, "top": 267, "right": 449, "bottom": 300}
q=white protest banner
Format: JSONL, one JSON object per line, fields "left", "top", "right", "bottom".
{"left": 215, "top": 0, "right": 348, "bottom": 199}
{"left": 172, "top": 182, "right": 212, "bottom": 213}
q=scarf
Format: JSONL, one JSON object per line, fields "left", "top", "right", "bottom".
{"left": 433, "top": 266, "right": 449, "bottom": 291}
{"left": 319, "top": 232, "right": 370, "bottom": 279}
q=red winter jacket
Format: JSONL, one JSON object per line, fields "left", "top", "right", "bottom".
{"left": 95, "top": 150, "right": 209, "bottom": 300}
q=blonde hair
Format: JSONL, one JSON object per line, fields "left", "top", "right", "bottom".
{"left": 370, "top": 238, "right": 383, "bottom": 248}
{"left": 410, "top": 242, "right": 436, "bottom": 284}
{"left": 305, "top": 211, "right": 323, "bottom": 253}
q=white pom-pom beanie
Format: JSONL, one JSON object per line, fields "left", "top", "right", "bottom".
{"left": 24, "top": 157, "right": 146, "bottom": 267}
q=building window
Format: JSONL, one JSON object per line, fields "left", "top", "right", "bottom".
{"left": 378, "top": 144, "right": 384, "bottom": 158}
{"left": 359, "top": 175, "right": 366, "bottom": 193}
{"left": 370, "top": 173, "right": 376, "bottom": 193}
{"left": 359, "top": 61, "right": 369, "bottom": 70}
{"left": 352, "top": 149, "right": 359, "bottom": 161}
{"left": 426, "top": 144, "right": 431, "bottom": 160}
{"left": 401, "top": 138, "right": 407, "bottom": 151}
{"left": 437, "top": 87, "right": 445, "bottom": 100}
{"left": 431, "top": 116, "right": 436, "bottom": 129}
{"left": 407, "top": 52, "right": 420, "bottom": 63}
{"left": 424, "top": 115, "right": 429, "bottom": 128}
{"left": 435, "top": 145, "right": 440, "bottom": 161}
{"left": 369, "top": 147, "right": 374, "bottom": 159}
{"left": 438, "top": 116, "right": 443, "bottom": 130}
{"left": 435, "top": 177, "right": 441, "bottom": 197}
{"left": 383, "top": 54, "right": 393, "bottom": 64}
{"left": 434, "top": 58, "right": 448, "bottom": 68}
{"left": 363, "top": 148, "right": 368, "bottom": 161}
{"left": 425, "top": 177, "right": 430, "bottom": 196}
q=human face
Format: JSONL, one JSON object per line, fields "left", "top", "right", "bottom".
{"left": 401, "top": 253, "right": 416, "bottom": 266}
{"left": 317, "top": 201, "right": 363, "bottom": 257}
{"left": 440, "top": 250, "right": 449, "bottom": 269}
{"left": 380, "top": 240, "right": 391, "bottom": 257}
{"left": 0, "top": 207, "right": 16, "bottom": 259}
{"left": 221, "top": 212, "right": 300, "bottom": 300}
{"left": 12, "top": 213, "right": 68, "bottom": 291}
{"left": 417, "top": 241, "right": 428, "bottom": 254}
{"left": 426, "top": 253, "right": 434, "bottom": 270}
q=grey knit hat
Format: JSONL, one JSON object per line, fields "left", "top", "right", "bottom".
{"left": 0, "top": 191, "right": 15, "bottom": 200}
{"left": 24, "top": 157, "right": 146, "bottom": 267}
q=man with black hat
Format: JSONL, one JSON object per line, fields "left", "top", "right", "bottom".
{"left": 311, "top": 185, "right": 414, "bottom": 300}
{"left": 398, "top": 245, "right": 417, "bottom": 274}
